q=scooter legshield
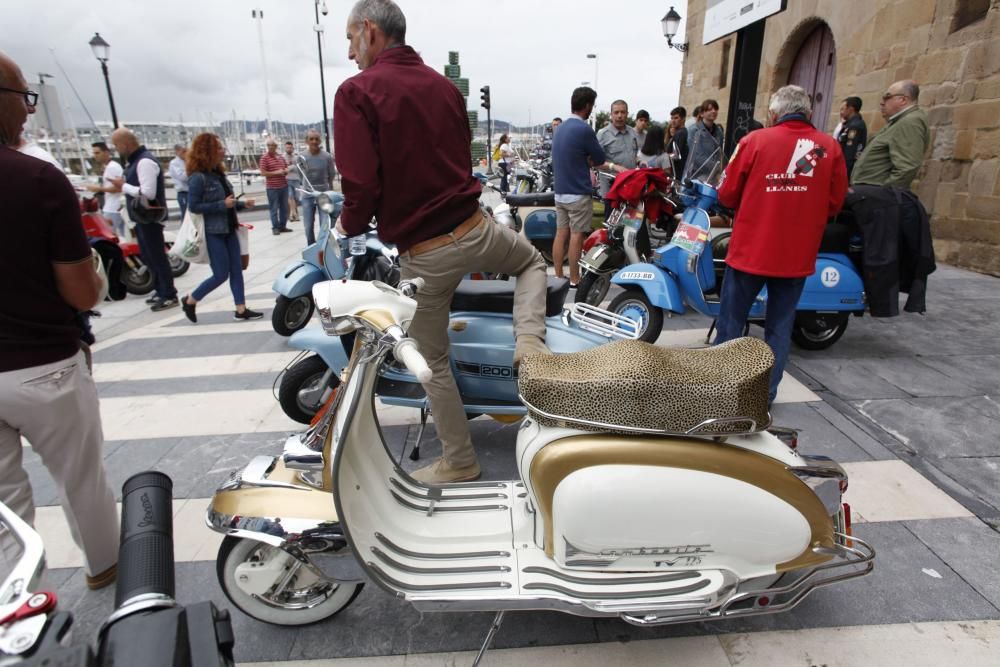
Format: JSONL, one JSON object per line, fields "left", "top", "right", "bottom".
{"left": 289, "top": 326, "right": 349, "bottom": 372}
{"left": 273, "top": 262, "right": 325, "bottom": 300}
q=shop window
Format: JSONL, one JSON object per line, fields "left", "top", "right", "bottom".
{"left": 951, "top": 0, "right": 989, "bottom": 33}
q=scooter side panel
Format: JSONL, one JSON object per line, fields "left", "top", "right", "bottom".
{"left": 289, "top": 326, "right": 349, "bottom": 372}
{"left": 273, "top": 261, "right": 324, "bottom": 300}
{"left": 610, "top": 263, "right": 685, "bottom": 313}
{"left": 798, "top": 254, "right": 865, "bottom": 312}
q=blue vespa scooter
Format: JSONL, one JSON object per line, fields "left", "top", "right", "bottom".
{"left": 607, "top": 178, "right": 866, "bottom": 350}
{"left": 276, "top": 279, "right": 639, "bottom": 459}
{"left": 271, "top": 171, "right": 394, "bottom": 336}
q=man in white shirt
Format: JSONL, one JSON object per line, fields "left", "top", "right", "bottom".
{"left": 167, "top": 143, "right": 189, "bottom": 220}
{"left": 86, "top": 141, "right": 125, "bottom": 238}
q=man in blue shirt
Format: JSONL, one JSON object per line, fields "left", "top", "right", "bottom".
{"left": 551, "top": 86, "right": 621, "bottom": 286}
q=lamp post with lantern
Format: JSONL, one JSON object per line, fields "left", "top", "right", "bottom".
{"left": 88, "top": 32, "right": 119, "bottom": 129}
{"left": 661, "top": 7, "right": 689, "bottom": 52}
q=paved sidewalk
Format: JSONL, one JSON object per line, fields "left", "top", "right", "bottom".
{"left": 20, "top": 207, "right": 1000, "bottom": 665}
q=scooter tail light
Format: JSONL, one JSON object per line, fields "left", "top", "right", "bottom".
{"left": 318, "top": 251, "right": 325, "bottom": 267}
{"left": 843, "top": 503, "right": 853, "bottom": 535}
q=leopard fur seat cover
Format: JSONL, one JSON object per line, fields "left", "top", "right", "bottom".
{"left": 518, "top": 337, "right": 773, "bottom": 435}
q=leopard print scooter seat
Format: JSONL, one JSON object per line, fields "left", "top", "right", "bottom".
{"left": 518, "top": 337, "right": 773, "bottom": 435}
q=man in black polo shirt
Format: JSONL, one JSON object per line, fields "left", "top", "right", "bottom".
{"left": 0, "top": 51, "right": 119, "bottom": 589}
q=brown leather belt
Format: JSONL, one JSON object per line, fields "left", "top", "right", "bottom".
{"left": 406, "top": 211, "right": 484, "bottom": 257}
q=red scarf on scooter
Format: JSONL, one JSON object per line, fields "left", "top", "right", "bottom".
{"left": 605, "top": 168, "right": 672, "bottom": 220}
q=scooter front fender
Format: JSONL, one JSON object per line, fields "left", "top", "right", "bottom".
{"left": 523, "top": 209, "right": 557, "bottom": 240}
{"left": 273, "top": 262, "right": 324, "bottom": 300}
{"left": 611, "top": 263, "right": 685, "bottom": 314}
{"left": 289, "top": 326, "right": 349, "bottom": 371}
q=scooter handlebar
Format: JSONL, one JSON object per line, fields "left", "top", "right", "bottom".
{"left": 394, "top": 339, "right": 432, "bottom": 383}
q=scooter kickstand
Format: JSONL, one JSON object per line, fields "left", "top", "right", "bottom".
{"left": 472, "top": 610, "right": 506, "bottom": 667}
{"left": 706, "top": 319, "right": 717, "bottom": 344}
{"left": 407, "top": 407, "right": 429, "bottom": 462}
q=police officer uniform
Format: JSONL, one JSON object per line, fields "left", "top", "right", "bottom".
{"left": 837, "top": 114, "right": 867, "bottom": 178}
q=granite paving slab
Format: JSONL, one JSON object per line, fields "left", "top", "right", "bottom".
{"left": 905, "top": 517, "right": 1000, "bottom": 610}
{"left": 93, "top": 331, "right": 289, "bottom": 362}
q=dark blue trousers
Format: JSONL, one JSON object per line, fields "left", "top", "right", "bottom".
{"left": 134, "top": 222, "right": 177, "bottom": 300}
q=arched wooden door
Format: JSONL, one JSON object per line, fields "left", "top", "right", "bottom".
{"left": 787, "top": 23, "right": 837, "bottom": 131}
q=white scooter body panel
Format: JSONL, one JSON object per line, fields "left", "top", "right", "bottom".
{"left": 552, "top": 465, "right": 810, "bottom": 579}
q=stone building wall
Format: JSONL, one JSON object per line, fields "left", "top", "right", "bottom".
{"left": 679, "top": 0, "right": 1000, "bottom": 275}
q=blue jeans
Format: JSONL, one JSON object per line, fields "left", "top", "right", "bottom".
{"left": 191, "top": 230, "right": 245, "bottom": 305}
{"left": 300, "top": 196, "right": 328, "bottom": 246}
{"left": 266, "top": 187, "right": 288, "bottom": 230}
{"left": 287, "top": 182, "right": 301, "bottom": 204}
{"left": 714, "top": 266, "right": 805, "bottom": 403}
{"left": 134, "top": 222, "right": 177, "bottom": 301}
{"left": 177, "top": 190, "right": 189, "bottom": 221}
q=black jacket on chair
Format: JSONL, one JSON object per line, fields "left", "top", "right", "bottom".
{"left": 843, "top": 185, "right": 935, "bottom": 317}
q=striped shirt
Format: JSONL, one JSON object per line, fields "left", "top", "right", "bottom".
{"left": 259, "top": 152, "right": 288, "bottom": 190}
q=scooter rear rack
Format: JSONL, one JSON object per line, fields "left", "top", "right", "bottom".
{"left": 565, "top": 303, "right": 641, "bottom": 340}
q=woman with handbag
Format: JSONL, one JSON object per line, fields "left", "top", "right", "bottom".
{"left": 181, "top": 133, "right": 261, "bottom": 323}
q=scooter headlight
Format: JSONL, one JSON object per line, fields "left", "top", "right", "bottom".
{"left": 317, "top": 194, "right": 336, "bottom": 214}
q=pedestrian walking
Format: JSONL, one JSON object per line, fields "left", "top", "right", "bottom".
{"left": 551, "top": 86, "right": 619, "bottom": 286}
{"left": 666, "top": 106, "right": 689, "bottom": 177}
{"left": 168, "top": 143, "right": 189, "bottom": 220}
{"left": 714, "top": 85, "right": 848, "bottom": 403}
{"left": 109, "top": 128, "right": 178, "bottom": 310}
{"left": 299, "top": 129, "right": 336, "bottom": 245}
{"left": 851, "top": 80, "right": 928, "bottom": 189}
{"left": 335, "top": 0, "right": 549, "bottom": 484}
{"left": 284, "top": 140, "right": 301, "bottom": 222}
{"left": 834, "top": 97, "right": 867, "bottom": 179}
{"left": 0, "top": 51, "right": 120, "bottom": 590}
{"left": 259, "top": 138, "right": 291, "bottom": 236}
{"left": 497, "top": 133, "right": 515, "bottom": 192}
{"left": 684, "top": 98, "right": 726, "bottom": 182}
{"left": 181, "top": 133, "right": 262, "bottom": 323}
{"left": 85, "top": 141, "right": 125, "bottom": 238}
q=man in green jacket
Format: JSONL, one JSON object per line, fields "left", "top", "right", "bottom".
{"left": 851, "top": 80, "right": 930, "bottom": 189}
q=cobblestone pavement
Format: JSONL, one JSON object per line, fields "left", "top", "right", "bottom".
{"left": 23, "top": 206, "right": 1000, "bottom": 665}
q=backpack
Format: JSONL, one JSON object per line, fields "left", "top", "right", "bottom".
{"left": 492, "top": 144, "right": 502, "bottom": 162}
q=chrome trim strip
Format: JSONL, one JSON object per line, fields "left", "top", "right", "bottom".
{"left": 388, "top": 477, "right": 508, "bottom": 501}
{"left": 375, "top": 533, "right": 511, "bottom": 560}
{"left": 371, "top": 547, "right": 511, "bottom": 575}
{"left": 522, "top": 566, "right": 700, "bottom": 586}
{"left": 523, "top": 578, "right": 712, "bottom": 599}
{"left": 519, "top": 396, "right": 771, "bottom": 437}
{"left": 366, "top": 563, "right": 512, "bottom": 592}
{"left": 389, "top": 490, "right": 507, "bottom": 514}
{"left": 392, "top": 471, "right": 507, "bottom": 490}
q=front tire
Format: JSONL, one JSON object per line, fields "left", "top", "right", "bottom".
{"left": 122, "top": 263, "right": 155, "bottom": 295}
{"left": 574, "top": 271, "right": 613, "bottom": 306}
{"left": 272, "top": 294, "right": 315, "bottom": 336}
{"left": 608, "top": 288, "right": 663, "bottom": 343}
{"left": 279, "top": 355, "right": 339, "bottom": 424}
{"left": 216, "top": 536, "right": 362, "bottom": 627}
{"left": 791, "top": 312, "right": 849, "bottom": 350}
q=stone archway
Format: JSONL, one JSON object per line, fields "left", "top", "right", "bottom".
{"left": 784, "top": 21, "right": 838, "bottom": 131}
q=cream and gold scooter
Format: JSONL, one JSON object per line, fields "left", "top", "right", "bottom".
{"left": 207, "top": 278, "right": 874, "bottom": 661}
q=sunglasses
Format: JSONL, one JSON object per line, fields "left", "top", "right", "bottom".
{"left": 0, "top": 87, "right": 39, "bottom": 107}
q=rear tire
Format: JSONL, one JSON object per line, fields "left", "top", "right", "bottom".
{"left": 574, "top": 271, "right": 612, "bottom": 306}
{"left": 279, "top": 355, "right": 339, "bottom": 424}
{"left": 216, "top": 536, "right": 362, "bottom": 627}
{"left": 122, "top": 263, "right": 155, "bottom": 295}
{"left": 791, "top": 312, "right": 849, "bottom": 350}
{"left": 608, "top": 288, "right": 663, "bottom": 343}
{"left": 166, "top": 244, "right": 190, "bottom": 277}
{"left": 272, "top": 294, "right": 314, "bottom": 336}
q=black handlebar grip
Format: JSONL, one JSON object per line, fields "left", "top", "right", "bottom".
{"left": 115, "top": 471, "right": 175, "bottom": 609}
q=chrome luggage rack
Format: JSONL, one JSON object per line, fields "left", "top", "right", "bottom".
{"left": 619, "top": 533, "right": 875, "bottom": 626}
{"left": 564, "top": 303, "right": 641, "bottom": 340}
{"left": 519, "top": 395, "right": 771, "bottom": 438}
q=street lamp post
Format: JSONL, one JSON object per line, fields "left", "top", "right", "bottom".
{"left": 88, "top": 32, "right": 119, "bottom": 129}
{"left": 314, "top": 0, "right": 332, "bottom": 153}
{"left": 586, "top": 53, "right": 598, "bottom": 128}
{"left": 661, "top": 7, "right": 689, "bottom": 52}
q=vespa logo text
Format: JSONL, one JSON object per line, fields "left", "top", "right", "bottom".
{"left": 138, "top": 492, "right": 155, "bottom": 528}
{"left": 619, "top": 271, "right": 655, "bottom": 281}
{"left": 821, "top": 267, "right": 841, "bottom": 288}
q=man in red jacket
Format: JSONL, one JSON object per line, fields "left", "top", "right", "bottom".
{"left": 715, "top": 85, "right": 848, "bottom": 403}
{"left": 334, "top": 0, "right": 549, "bottom": 484}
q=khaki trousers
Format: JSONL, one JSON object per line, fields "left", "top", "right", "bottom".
{"left": 0, "top": 350, "right": 119, "bottom": 576}
{"left": 400, "top": 212, "right": 548, "bottom": 468}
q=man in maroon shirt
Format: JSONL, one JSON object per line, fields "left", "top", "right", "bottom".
{"left": 335, "top": 0, "right": 549, "bottom": 484}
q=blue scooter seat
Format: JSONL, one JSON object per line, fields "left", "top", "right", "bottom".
{"left": 452, "top": 278, "right": 569, "bottom": 318}
{"left": 505, "top": 192, "right": 555, "bottom": 207}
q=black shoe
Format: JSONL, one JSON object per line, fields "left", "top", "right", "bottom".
{"left": 151, "top": 297, "right": 179, "bottom": 312}
{"left": 145, "top": 295, "right": 159, "bottom": 304}
{"left": 234, "top": 308, "right": 264, "bottom": 320}
{"left": 272, "top": 229, "right": 281, "bottom": 236}
{"left": 279, "top": 227, "right": 293, "bottom": 233}
{"left": 182, "top": 297, "right": 197, "bottom": 323}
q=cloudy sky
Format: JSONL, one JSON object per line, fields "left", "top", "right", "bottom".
{"left": 4, "top": 0, "right": 690, "bottom": 131}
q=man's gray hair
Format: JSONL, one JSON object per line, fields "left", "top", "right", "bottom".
{"left": 305, "top": 128, "right": 321, "bottom": 138}
{"left": 348, "top": 0, "right": 406, "bottom": 44}
{"left": 898, "top": 80, "right": 920, "bottom": 101}
{"left": 768, "top": 85, "right": 812, "bottom": 118}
